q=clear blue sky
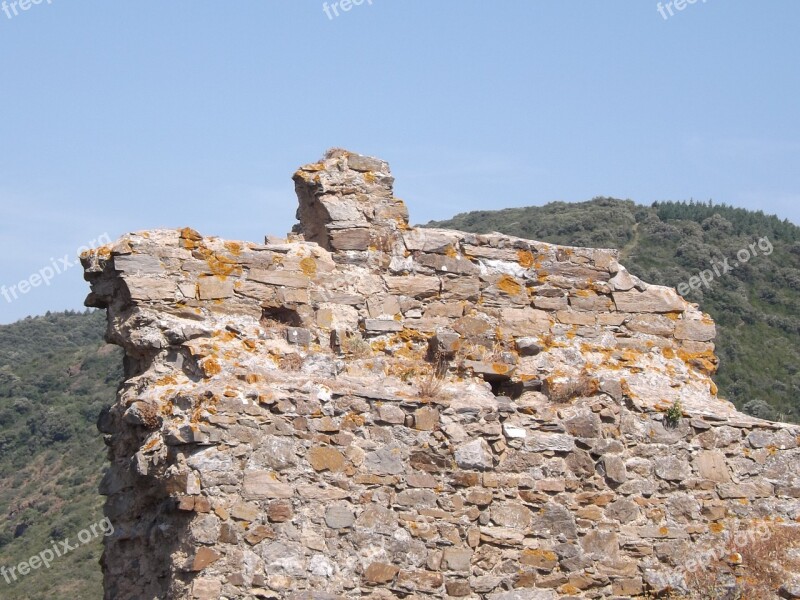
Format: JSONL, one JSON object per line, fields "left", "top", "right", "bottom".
{"left": 1, "top": 1, "right": 798, "bottom": 323}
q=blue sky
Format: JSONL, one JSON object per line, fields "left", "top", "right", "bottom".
{"left": 1, "top": 1, "right": 798, "bottom": 323}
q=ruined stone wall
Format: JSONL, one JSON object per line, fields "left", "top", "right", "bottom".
{"left": 83, "top": 150, "right": 800, "bottom": 600}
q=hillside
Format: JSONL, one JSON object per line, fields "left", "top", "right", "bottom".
{"left": 0, "top": 310, "right": 122, "bottom": 599}
{"left": 427, "top": 198, "right": 800, "bottom": 422}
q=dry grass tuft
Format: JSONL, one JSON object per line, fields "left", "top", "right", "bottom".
{"left": 341, "top": 333, "right": 372, "bottom": 358}
{"left": 677, "top": 522, "right": 800, "bottom": 599}
{"left": 418, "top": 350, "right": 449, "bottom": 400}
{"left": 545, "top": 370, "right": 597, "bottom": 403}
{"left": 278, "top": 353, "right": 304, "bottom": 371}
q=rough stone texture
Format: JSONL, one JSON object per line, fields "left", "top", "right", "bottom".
{"left": 83, "top": 149, "right": 800, "bottom": 600}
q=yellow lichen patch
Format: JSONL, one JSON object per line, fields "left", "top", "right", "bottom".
{"left": 215, "top": 330, "right": 238, "bottom": 342}
{"left": 662, "top": 347, "right": 676, "bottom": 359}
{"left": 86, "top": 244, "right": 113, "bottom": 260}
{"left": 223, "top": 388, "right": 238, "bottom": 398}
{"left": 245, "top": 373, "right": 262, "bottom": 384}
{"left": 202, "top": 358, "right": 222, "bottom": 378}
{"left": 445, "top": 245, "right": 458, "bottom": 258}
{"left": 620, "top": 379, "right": 633, "bottom": 398}
{"left": 142, "top": 437, "right": 161, "bottom": 452}
{"left": 299, "top": 256, "right": 317, "bottom": 276}
{"left": 517, "top": 249, "right": 535, "bottom": 269}
{"left": 659, "top": 526, "right": 669, "bottom": 536}
{"left": 179, "top": 227, "right": 203, "bottom": 249}
{"left": 710, "top": 380, "right": 718, "bottom": 395}
{"left": 677, "top": 348, "right": 719, "bottom": 375}
{"left": 709, "top": 522, "right": 726, "bottom": 534}
{"left": 395, "top": 329, "right": 428, "bottom": 343}
{"left": 664, "top": 311, "right": 682, "bottom": 321}
{"left": 557, "top": 584, "right": 581, "bottom": 596}
{"left": 492, "top": 363, "right": 510, "bottom": 375}
{"left": 617, "top": 349, "right": 642, "bottom": 364}
{"left": 204, "top": 250, "right": 241, "bottom": 278}
{"left": 370, "top": 339, "right": 388, "bottom": 353}
{"left": 396, "top": 345, "right": 424, "bottom": 361}
{"left": 242, "top": 339, "right": 257, "bottom": 351}
{"left": 574, "top": 289, "right": 591, "bottom": 298}
{"left": 521, "top": 548, "right": 558, "bottom": 562}
{"left": 342, "top": 412, "right": 366, "bottom": 428}
{"left": 363, "top": 171, "right": 377, "bottom": 183}
{"left": 155, "top": 374, "right": 178, "bottom": 386}
{"left": 224, "top": 241, "right": 243, "bottom": 256}
{"left": 497, "top": 275, "right": 523, "bottom": 296}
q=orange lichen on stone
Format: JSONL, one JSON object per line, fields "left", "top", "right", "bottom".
{"left": 558, "top": 584, "right": 581, "bottom": 595}
{"left": 202, "top": 358, "right": 222, "bottom": 378}
{"left": 709, "top": 522, "right": 726, "bottom": 534}
{"left": 179, "top": 227, "right": 203, "bottom": 247}
{"left": 215, "top": 330, "right": 238, "bottom": 342}
{"left": 396, "top": 329, "right": 428, "bottom": 343}
{"left": 497, "top": 275, "right": 523, "bottom": 296}
{"left": 142, "top": 437, "right": 161, "bottom": 452}
{"left": 204, "top": 250, "right": 241, "bottom": 278}
{"left": 300, "top": 257, "right": 318, "bottom": 276}
{"left": 224, "top": 241, "right": 243, "bottom": 256}
{"left": 155, "top": 374, "right": 178, "bottom": 386}
{"left": 677, "top": 348, "right": 719, "bottom": 375}
{"left": 517, "top": 249, "right": 535, "bottom": 269}
{"left": 342, "top": 412, "right": 366, "bottom": 428}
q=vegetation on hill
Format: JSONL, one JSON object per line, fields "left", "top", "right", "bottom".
{"left": 427, "top": 198, "right": 800, "bottom": 422}
{"left": 0, "top": 310, "right": 121, "bottom": 599}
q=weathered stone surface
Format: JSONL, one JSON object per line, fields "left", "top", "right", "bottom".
{"left": 384, "top": 275, "right": 440, "bottom": 298}
{"left": 613, "top": 286, "right": 685, "bottom": 313}
{"left": 307, "top": 447, "right": 346, "bottom": 472}
{"left": 525, "top": 432, "right": 575, "bottom": 453}
{"left": 674, "top": 318, "right": 716, "bottom": 341}
{"left": 243, "top": 472, "right": 293, "bottom": 499}
{"left": 454, "top": 439, "right": 493, "bottom": 470}
{"left": 324, "top": 503, "right": 355, "bottom": 529}
{"left": 363, "top": 563, "right": 399, "bottom": 585}
{"left": 84, "top": 150, "right": 800, "bottom": 600}
{"left": 695, "top": 450, "right": 731, "bottom": 483}
{"left": 198, "top": 276, "right": 234, "bottom": 300}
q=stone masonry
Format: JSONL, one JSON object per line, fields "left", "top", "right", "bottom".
{"left": 82, "top": 149, "right": 800, "bottom": 599}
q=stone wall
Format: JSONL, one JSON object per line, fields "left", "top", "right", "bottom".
{"left": 83, "top": 150, "right": 800, "bottom": 600}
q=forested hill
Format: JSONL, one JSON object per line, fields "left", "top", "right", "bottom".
{"left": 427, "top": 198, "right": 800, "bottom": 422}
{"left": 0, "top": 310, "right": 122, "bottom": 599}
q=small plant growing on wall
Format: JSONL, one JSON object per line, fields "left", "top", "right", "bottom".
{"left": 665, "top": 399, "right": 683, "bottom": 428}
